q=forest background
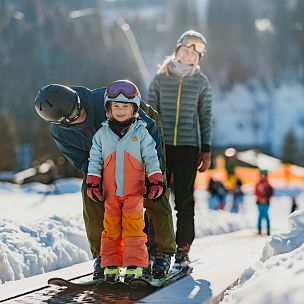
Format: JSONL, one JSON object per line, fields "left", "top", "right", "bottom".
{"left": 1, "top": 0, "right": 303, "bottom": 176}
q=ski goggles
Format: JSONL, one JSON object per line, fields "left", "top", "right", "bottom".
{"left": 105, "top": 80, "right": 141, "bottom": 100}
{"left": 180, "top": 36, "right": 206, "bottom": 54}
{"left": 56, "top": 97, "right": 82, "bottom": 125}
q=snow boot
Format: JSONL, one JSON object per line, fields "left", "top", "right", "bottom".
{"left": 104, "top": 266, "right": 119, "bottom": 283}
{"left": 151, "top": 253, "right": 171, "bottom": 278}
{"left": 124, "top": 266, "right": 143, "bottom": 283}
{"left": 175, "top": 247, "right": 190, "bottom": 266}
{"left": 93, "top": 255, "right": 105, "bottom": 280}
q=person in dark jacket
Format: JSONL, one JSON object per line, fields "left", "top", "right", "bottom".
{"left": 231, "top": 178, "right": 244, "bottom": 213}
{"left": 290, "top": 196, "right": 298, "bottom": 213}
{"left": 34, "top": 83, "right": 176, "bottom": 279}
{"left": 207, "top": 176, "right": 227, "bottom": 210}
{"left": 254, "top": 170, "right": 273, "bottom": 235}
{"left": 148, "top": 30, "right": 213, "bottom": 264}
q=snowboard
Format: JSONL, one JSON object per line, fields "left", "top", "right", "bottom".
{"left": 48, "top": 261, "right": 196, "bottom": 290}
{"left": 129, "top": 263, "right": 193, "bottom": 289}
{"left": 48, "top": 276, "right": 104, "bottom": 288}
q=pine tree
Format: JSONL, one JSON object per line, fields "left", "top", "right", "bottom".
{"left": 0, "top": 113, "right": 17, "bottom": 171}
{"left": 281, "top": 130, "right": 300, "bottom": 165}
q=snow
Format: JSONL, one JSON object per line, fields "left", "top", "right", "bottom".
{"left": 213, "top": 81, "right": 304, "bottom": 156}
{"left": 222, "top": 245, "right": 304, "bottom": 304}
{"left": 0, "top": 179, "right": 91, "bottom": 284}
{"left": 222, "top": 209, "right": 304, "bottom": 304}
{"left": 144, "top": 229, "right": 268, "bottom": 304}
{"left": 1, "top": 178, "right": 304, "bottom": 303}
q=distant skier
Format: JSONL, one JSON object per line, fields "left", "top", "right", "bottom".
{"left": 207, "top": 176, "right": 227, "bottom": 210}
{"left": 87, "top": 80, "right": 164, "bottom": 282}
{"left": 254, "top": 170, "right": 273, "bottom": 235}
{"left": 290, "top": 196, "right": 298, "bottom": 214}
{"left": 207, "top": 177, "right": 218, "bottom": 210}
{"left": 148, "top": 29, "right": 212, "bottom": 265}
{"left": 34, "top": 83, "right": 176, "bottom": 280}
{"left": 231, "top": 178, "right": 244, "bottom": 213}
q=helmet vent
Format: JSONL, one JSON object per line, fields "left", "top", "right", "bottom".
{"left": 46, "top": 100, "right": 53, "bottom": 107}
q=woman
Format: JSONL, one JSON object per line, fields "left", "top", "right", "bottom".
{"left": 148, "top": 30, "right": 213, "bottom": 264}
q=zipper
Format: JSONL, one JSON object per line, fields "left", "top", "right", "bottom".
{"left": 173, "top": 78, "right": 183, "bottom": 146}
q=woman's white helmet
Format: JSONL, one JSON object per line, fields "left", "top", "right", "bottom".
{"left": 176, "top": 30, "right": 207, "bottom": 57}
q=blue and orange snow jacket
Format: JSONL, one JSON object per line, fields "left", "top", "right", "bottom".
{"left": 88, "top": 119, "right": 161, "bottom": 197}
{"left": 49, "top": 86, "right": 162, "bottom": 174}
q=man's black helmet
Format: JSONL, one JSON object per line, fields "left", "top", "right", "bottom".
{"left": 34, "top": 84, "right": 82, "bottom": 124}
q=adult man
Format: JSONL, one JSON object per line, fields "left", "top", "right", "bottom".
{"left": 34, "top": 83, "right": 176, "bottom": 279}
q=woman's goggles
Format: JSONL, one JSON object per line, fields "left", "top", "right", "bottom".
{"left": 105, "top": 80, "right": 140, "bottom": 99}
{"left": 180, "top": 36, "right": 206, "bottom": 55}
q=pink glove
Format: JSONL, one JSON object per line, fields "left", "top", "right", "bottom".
{"left": 147, "top": 173, "right": 164, "bottom": 200}
{"left": 86, "top": 174, "right": 103, "bottom": 202}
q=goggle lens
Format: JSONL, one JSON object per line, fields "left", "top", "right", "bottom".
{"left": 106, "top": 81, "right": 139, "bottom": 99}
{"left": 181, "top": 37, "right": 205, "bottom": 54}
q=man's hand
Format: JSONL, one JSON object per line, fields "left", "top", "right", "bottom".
{"left": 197, "top": 152, "right": 211, "bottom": 173}
{"left": 86, "top": 174, "right": 104, "bottom": 202}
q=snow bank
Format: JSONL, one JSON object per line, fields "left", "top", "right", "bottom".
{"left": 21, "top": 178, "right": 82, "bottom": 194}
{"left": 221, "top": 243, "right": 304, "bottom": 304}
{"left": 221, "top": 210, "right": 304, "bottom": 304}
{"left": 0, "top": 216, "right": 91, "bottom": 284}
{"left": 261, "top": 210, "right": 304, "bottom": 261}
{"left": 195, "top": 209, "right": 255, "bottom": 237}
{"left": 194, "top": 189, "right": 256, "bottom": 236}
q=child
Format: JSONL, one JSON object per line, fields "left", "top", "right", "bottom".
{"left": 86, "top": 80, "right": 164, "bottom": 282}
{"left": 231, "top": 178, "right": 244, "bottom": 213}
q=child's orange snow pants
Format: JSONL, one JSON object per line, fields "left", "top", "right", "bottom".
{"left": 100, "top": 152, "right": 148, "bottom": 268}
{"left": 100, "top": 194, "right": 148, "bottom": 267}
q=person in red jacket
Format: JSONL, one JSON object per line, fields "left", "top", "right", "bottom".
{"left": 254, "top": 170, "right": 273, "bottom": 235}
